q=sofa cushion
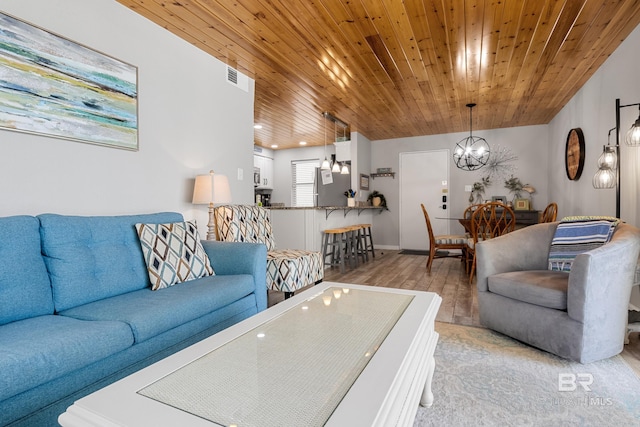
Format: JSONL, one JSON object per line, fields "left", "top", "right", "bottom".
{"left": 0, "top": 315, "right": 133, "bottom": 402}
{"left": 136, "top": 220, "right": 214, "bottom": 290}
{"left": 38, "top": 212, "right": 183, "bottom": 312}
{"left": 0, "top": 216, "right": 53, "bottom": 325}
{"left": 488, "top": 270, "right": 569, "bottom": 310}
{"left": 60, "top": 274, "right": 255, "bottom": 343}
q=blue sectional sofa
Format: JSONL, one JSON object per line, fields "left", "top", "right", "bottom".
{"left": 0, "top": 212, "right": 267, "bottom": 427}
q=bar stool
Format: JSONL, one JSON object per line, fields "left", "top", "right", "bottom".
{"left": 322, "top": 227, "right": 350, "bottom": 273}
{"left": 345, "top": 225, "right": 365, "bottom": 267}
{"left": 355, "top": 223, "right": 375, "bottom": 260}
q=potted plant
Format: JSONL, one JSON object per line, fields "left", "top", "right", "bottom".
{"left": 471, "top": 177, "right": 491, "bottom": 204}
{"left": 367, "top": 190, "right": 388, "bottom": 209}
{"left": 504, "top": 175, "right": 525, "bottom": 202}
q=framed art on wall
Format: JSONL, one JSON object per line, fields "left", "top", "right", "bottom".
{"left": 514, "top": 199, "right": 530, "bottom": 210}
{"left": 492, "top": 196, "right": 506, "bottom": 203}
{"left": 0, "top": 12, "right": 138, "bottom": 150}
{"left": 359, "top": 174, "right": 370, "bottom": 190}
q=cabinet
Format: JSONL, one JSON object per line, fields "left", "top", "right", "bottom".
{"left": 254, "top": 155, "right": 274, "bottom": 189}
{"left": 513, "top": 210, "right": 539, "bottom": 225}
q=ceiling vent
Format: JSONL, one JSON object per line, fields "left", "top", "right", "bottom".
{"left": 226, "top": 65, "right": 249, "bottom": 92}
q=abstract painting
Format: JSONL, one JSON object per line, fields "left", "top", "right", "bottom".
{"left": 0, "top": 12, "right": 138, "bottom": 150}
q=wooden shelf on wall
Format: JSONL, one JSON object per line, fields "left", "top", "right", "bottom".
{"left": 370, "top": 172, "right": 395, "bottom": 179}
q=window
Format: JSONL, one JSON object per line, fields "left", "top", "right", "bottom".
{"left": 291, "top": 159, "right": 318, "bottom": 207}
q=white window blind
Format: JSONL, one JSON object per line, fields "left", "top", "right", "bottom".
{"left": 292, "top": 159, "right": 318, "bottom": 207}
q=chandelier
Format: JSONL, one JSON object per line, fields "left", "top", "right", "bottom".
{"left": 453, "top": 103, "right": 490, "bottom": 171}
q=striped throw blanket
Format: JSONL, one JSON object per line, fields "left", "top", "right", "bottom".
{"left": 548, "top": 216, "right": 619, "bottom": 272}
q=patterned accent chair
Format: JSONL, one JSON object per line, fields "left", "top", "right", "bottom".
{"left": 214, "top": 205, "right": 323, "bottom": 297}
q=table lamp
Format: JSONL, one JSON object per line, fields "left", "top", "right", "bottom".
{"left": 192, "top": 171, "right": 231, "bottom": 240}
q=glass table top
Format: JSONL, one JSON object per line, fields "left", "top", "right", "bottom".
{"left": 138, "top": 286, "right": 413, "bottom": 426}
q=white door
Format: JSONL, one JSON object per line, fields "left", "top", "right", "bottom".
{"left": 400, "top": 150, "right": 450, "bottom": 250}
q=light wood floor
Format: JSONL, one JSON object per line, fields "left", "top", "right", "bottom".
{"left": 269, "top": 249, "right": 640, "bottom": 373}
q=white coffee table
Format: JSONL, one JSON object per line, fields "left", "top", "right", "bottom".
{"left": 59, "top": 282, "right": 441, "bottom": 427}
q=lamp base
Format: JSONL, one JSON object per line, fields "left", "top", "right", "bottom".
{"left": 206, "top": 202, "right": 216, "bottom": 240}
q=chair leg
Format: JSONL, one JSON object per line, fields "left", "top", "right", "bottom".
{"left": 468, "top": 253, "right": 477, "bottom": 284}
{"left": 427, "top": 245, "right": 435, "bottom": 273}
{"left": 367, "top": 226, "right": 375, "bottom": 258}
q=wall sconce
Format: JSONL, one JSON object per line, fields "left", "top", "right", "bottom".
{"left": 192, "top": 171, "right": 231, "bottom": 240}
{"left": 453, "top": 103, "right": 491, "bottom": 171}
{"left": 592, "top": 99, "right": 640, "bottom": 217}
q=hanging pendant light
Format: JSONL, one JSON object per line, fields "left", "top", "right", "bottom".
{"left": 453, "top": 103, "right": 490, "bottom": 171}
{"left": 340, "top": 163, "right": 349, "bottom": 174}
{"left": 331, "top": 156, "right": 341, "bottom": 173}
{"left": 321, "top": 112, "right": 330, "bottom": 169}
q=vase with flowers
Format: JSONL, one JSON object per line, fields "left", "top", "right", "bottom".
{"left": 504, "top": 175, "right": 527, "bottom": 203}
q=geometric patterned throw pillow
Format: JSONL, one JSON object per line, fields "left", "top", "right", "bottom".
{"left": 135, "top": 221, "right": 215, "bottom": 290}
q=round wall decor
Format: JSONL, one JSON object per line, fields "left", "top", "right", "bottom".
{"left": 565, "top": 128, "right": 585, "bottom": 180}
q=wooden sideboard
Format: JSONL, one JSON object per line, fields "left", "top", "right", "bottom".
{"left": 513, "top": 210, "right": 539, "bottom": 226}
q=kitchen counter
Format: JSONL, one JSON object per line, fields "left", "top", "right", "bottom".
{"left": 267, "top": 206, "right": 383, "bottom": 252}
{"left": 268, "top": 205, "right": 384, "bottom": 218}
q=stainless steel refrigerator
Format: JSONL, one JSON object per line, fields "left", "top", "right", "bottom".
{"left": 315, "top": 167, "right": 352, "bottom": 207}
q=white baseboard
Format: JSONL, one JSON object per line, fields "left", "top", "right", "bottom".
{"left": 375, "top": 245, "right": 400, "bottom": 250}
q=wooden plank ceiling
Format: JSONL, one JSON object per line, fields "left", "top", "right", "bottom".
{"left": 118, "top": 0, "right": 640, "bottom": 150}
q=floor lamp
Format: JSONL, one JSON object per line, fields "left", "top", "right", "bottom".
{"left": 593, "top": 98, "right": 640, "bottom": 218}
{"left": 192, "top": 171, "right": 231, "bottom": 240}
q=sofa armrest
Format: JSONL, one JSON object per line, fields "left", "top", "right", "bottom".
{"left": 567, "top": 223, "right": 640, "bottom": 324}
{"left": 476, "top": 222, "right": 558, "bottom": 292}
{"left": 201, "top": 241, "right": 268, "bottom": 312}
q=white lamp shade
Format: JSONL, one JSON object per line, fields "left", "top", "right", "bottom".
{"left": 192, "top": 174, "right": 213, "bottom": 204}
{"left": 212, "top": 174, "right": 231, "bottom": 204}
{"left": 192, "top": 173, "right": 232, "bottom": 204}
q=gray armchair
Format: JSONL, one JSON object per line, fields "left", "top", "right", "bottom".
{"left": 476, "top": 221, "right": 640, "bottom": 363}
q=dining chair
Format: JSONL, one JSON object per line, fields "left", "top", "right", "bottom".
{"left": 421, "top": 204, "right": 468, "bottom": 273}
{"left": 460, "top": 204, "right": 483, "bottom": 236}
{"left": 541, "top": 202, "right": 558, "bottom": 223}
{"left": 466, "top": 201, "right": 516, "bottom": 283}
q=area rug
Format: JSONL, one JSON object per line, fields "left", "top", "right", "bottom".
{"left": 413, "top": 322, "right": 640, "bottom": 426}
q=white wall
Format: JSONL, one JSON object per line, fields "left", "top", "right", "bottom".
{"left": 353, "top": 132, "right": 372, "bottom": 201}
{"left": 0, "top": 0, "right": 255, "bottom": 237}
{"left": 547, "top": 24, "right": 640, "bottom": 225}
{"left": 370, "top": 125, "right": 549, "bottom": 247}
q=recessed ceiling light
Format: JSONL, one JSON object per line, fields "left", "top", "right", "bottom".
{"left": 299, "top": 141, "right": 307, "bottom": 145}
{"left": 271, "top": 144, "right": 278, "bottom": 148}
{"left": 254, "top": 124, "right": 263, "bottom": 129}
